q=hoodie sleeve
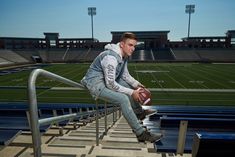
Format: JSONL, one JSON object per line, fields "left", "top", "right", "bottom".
{"left": 121, "top": 63, "right": 140, "bottom": 88}
{"left": 101, "top": 55, "right": 134, "bottom": 96}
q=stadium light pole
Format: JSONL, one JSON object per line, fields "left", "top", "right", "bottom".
{"left": 185, "top": 4, "right": 195, "bottom": 39}
{"left": 88, "top": 7, "right": 96, "bottom": 41}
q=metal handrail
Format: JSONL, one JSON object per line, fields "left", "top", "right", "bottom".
{"left": 28, "top": 68, "right": 87, "bottom": 157}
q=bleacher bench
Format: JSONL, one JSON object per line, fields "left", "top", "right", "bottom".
{"left": 192, "top": 132, "right": 235, "bottom": 157}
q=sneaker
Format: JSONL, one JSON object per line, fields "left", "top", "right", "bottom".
{"left": 137, "top": 131, "right": 163, "bottom": 143}
{"left": 132, "top": 125, "right": 150, "bottom": 134}
{"left": 136, "top": 109, "right": 156, "bottom": 120}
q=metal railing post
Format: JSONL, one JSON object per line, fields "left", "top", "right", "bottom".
{"left": 28, "top": 69, "right": 85, "bottom": 157}
{"left": 104, "top": 102, "right": 107, "bottom": 135}
{"left": 28, "top": 69, "right": 42, "bottom": 157}
{"left": 95, "top": 100, "right": 99, "bottom": 146}
{"left": 112, "top": 104, "right": 115, "bottom": 124}
{"left": 119, "top": 107, "right": 122, "bottom": 118}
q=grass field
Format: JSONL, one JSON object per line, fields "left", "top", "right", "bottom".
{"left": 0, "top": 63, "right": 235, "bottom": 106}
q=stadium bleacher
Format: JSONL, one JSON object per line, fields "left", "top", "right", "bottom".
{"left": 63, "top": 48, "right": 88, "bottom": 62}
{"left": 0, "top": 102, "right": 106, "bottom": 146}
{"left": 192, "top": 132, "right": 235, "bottom": 157}
{"left": 130, "top": 49, "right": 154, "bottom": 61}
{"left": 152, "top": 48, "right": 175, "bottom": 61}
{"left": 13, "top": 50, "right": 41, "bottom": 63}
{"left": 160, "top": 116, "right": 235, "bottom": 129}
{"left": 0, "top": 47, "right": 235, "bottom": 66}
{"left": 0, "top": 130, "right": 22, "bottom": 146}
{"left": 1, "top": 95, "right": 235, "bottom": 156}
{"left": 0, "top": 43, "right": 235, "bottom": 156}
{"left": 0, "top": 57, "right": 13, "bottom": 66}
{"left": 146, "top": 105, "right": 235, "bottom": 154}
{"left": 0, "top": 50, "right": 29, "bottom": 64}
{"left": 196, "top": 48, "right": 235, "bottom": 62}
{"left": 172, "top": 48, "right": 201, "bottom": 61}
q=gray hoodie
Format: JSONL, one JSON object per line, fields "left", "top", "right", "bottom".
{"left": 81, "top": 43, "right": 140, "bottom": 98}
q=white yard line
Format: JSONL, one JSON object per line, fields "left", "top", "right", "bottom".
{"left": 148, "top": 88, "right": 235, "bottom": 92}
{"left": 51, "top": 87, "right": 84, "bottom": 90}
{"left": 169, "top": 66, "right": 209, "bottom": 89}
{"left": 143, "top": 64, "right": 164, "bottom": 88}
{"left": 134, "top": 64, "right": 140, "bottom": 81}
{"left": 164, "top": 66, "right": 187, "bottom": 88}
{"left": 192, "top": 67, "right": 230, "bottom": 89}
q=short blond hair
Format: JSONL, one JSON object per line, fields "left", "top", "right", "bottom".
{"left": 120, "top": 32, "right": 137, "bottom": 42}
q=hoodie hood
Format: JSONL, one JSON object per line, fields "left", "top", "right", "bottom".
{"left": 104, "top": 43, "right": 122, "bottom": 58}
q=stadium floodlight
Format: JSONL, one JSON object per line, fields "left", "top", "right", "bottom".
{"left": 185, "top": 4, "right": 195, "bottom": 39}
{"left": 88, "top": 7, "right": 96, "bottom": 40}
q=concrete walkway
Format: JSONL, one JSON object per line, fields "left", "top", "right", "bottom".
{"left": 0, "top": 110, "right": 191, "bottom": 157}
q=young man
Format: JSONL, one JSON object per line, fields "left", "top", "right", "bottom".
{"left": 81, "top": 32, "right": 162, "bottom": 142}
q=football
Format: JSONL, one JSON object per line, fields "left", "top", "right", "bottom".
{"left": 138, "top": 88, "right": 152, "bottom": 106}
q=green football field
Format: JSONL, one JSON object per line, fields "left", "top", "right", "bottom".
{"left": 0, "top": 63, "right": 235, "bottom": 106}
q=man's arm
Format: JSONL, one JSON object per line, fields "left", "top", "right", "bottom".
{"left": 121, "top": 63, "right": 144, "bottom": 89}
{"left": 101, "top": 55, "right": 134, "bottom": 96}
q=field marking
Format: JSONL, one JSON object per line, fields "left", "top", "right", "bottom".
{"left": 51, "top": 87, "right": 84, "bottom": 90}
{"left": 203, "top": 64, "right": 235, "bottom": 77}
{"left": 2, "top": 85, "right": 234, "bottom": 93}
{"left": 145, "top": 65, "right": 165, "bottom": 88}
{"left": 192, "top": 66, "right": 230, "bottom": 88}
{"left": 37, "top": 66, "right": 86, "bottom": 96}
{"left": 133, "top": 64, "right": 140, "bottom": 81}
{"left": 48, "top": 87, "right": 235, "bottom": 93}
{"left": 169, "top": 66, "right": 210, "bottom": 89}
{"left": 163, "top": 66, "right": 187, "bottom": 88}
{"left": 148, "top": 88, "right": 235, "bottom": 92}
{"left": 135, "top": 70, "right": 169, "bottom": 73}
{"left": 152, "top": 98, "right": 235, "bottom": 102}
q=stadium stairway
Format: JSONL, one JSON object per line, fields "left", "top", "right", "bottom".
{"left": 0, "top": 108, "right": 191, "bottom": 157}
{"left": 1, "top": 102, "right": 235, "bottom": 156}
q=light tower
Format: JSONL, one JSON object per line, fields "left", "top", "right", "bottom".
{"left": 185, "top": 4, "right": 195, "bottom": 39}
{"left": 88, "top": 7, "right": 96, "bottom": 40}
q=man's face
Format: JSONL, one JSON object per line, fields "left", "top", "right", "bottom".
{"left": 120, "top": 38, "right": 137, "bottom": 57}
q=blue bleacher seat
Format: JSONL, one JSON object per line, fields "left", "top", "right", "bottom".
{"left": 160, "top": 117, "right": 235, "bottom": 129}
{"left": 155, "top": 134, "right": 192, "bottom": 153}
{"left": 153, "top": 105, "right": 235, "bottom": 114}
{"left": 0, "top": 129, "right": 22, "bottom": 145}
{"left": 146, "top": 105, "right": 235, "bottom": 153}
{"left": 0, "top": 116, "right": 50, "bottom": 132}
{"left": 150, "top": 113, "right": 235, "bottom": 120}
{"left": 192, "top": 132, "right": 235, "bottom": 157}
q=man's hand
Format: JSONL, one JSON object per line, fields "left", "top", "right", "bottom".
{"left": 137, "top": 83, "right": 145, "bottom": 89}
{"left": 132, "top": 89, "right": 143, "bottom": 103}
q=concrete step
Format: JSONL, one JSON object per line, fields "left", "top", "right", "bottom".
{"left": 0, "top": 146, "right": 26, "bottom": 157}
{"left": 114, "top": 123, "right": 131, "bottom": 128}
{"left": 102, "top": 136, "right": 138, "bottom": 142}
{"left": 67, "top": 130, "right": 104, "bottom": 138}
{"left": 79, "top": 127, "right": 105, "bottom": 132}
{"left": 87, "top": 145, "right": 160, "bottom": 157}
{"left": 100, "top": 140, "right": 146, "bottom": 149}
{"left": 108, "top": 129, "right": 133, "bottom": 134}
{"left": 48, "top": 137, "right": 98, "bottom": 147}
{"left": 107, "top": 132, "right": 136, "bottom": 138}
{"left": 11, "top": 134, "right": 51, "bottom": 145}
{"left": 19, "top": 144, "right": 91, "bottom": 157}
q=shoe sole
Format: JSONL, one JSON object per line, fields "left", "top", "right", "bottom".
{"left": 138, "top": 111, "right": 157, "bottom": 121}
{"left": 137, "top": 136, "right": 162, "bottom": 143}
{"left": 153, "top": 136, "right": 162, "bottom": 143}
{"left": 145, "top": 111, "right": 157, "bottom": 117}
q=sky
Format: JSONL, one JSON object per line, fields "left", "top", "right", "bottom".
{"left": 0, "top": 0, "right": 235, "bottom": 42}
